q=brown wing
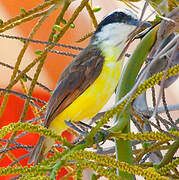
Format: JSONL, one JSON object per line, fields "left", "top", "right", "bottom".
{"left": 44, "top": 45, "right": 104, "bottom": 127}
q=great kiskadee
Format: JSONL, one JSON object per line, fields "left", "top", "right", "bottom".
{"left": 28, "top": 9, "right": 150, "bottom": 165}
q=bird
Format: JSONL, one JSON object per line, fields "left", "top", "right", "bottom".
{"left": 28, "top": 8, "right": 150, "bottom": 165}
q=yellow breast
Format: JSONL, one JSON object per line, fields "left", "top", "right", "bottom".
{"left": 50, "top": 48, "right": 124, "bottom": 132}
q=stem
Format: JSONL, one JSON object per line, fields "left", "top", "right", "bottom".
{"left": 158, "top": 140, "right": 179, "bottom": 168}
{"left": 115, "top": 115, "right": 134, "bottom": 179}
{"left": 111, "top": 24, "right": 158, "bottom": 179}
{"left": 50, "top": 143, "right": 88, "bottom": 179}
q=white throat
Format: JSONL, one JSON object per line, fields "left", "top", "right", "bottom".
{"left": 93, "top": 23, "right": 135, "bottom": 59}
{"left": 95, "top": 23, "right": 135, "bottom": 47}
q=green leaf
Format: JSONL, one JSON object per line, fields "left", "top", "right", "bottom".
{"left": 170, "top": 127, "right": 176, "bottom": 131}
{"left": 22, "top": 76, "right": 27, "bottom": 82}
{"left": 34, "top": 50, "right": 42, "bottom": 55}
{"left": 53, "top": 24, "right": 62, "bottom": 31}
{"left": 153, "top": 164, "right": 159, "bottom": 169}
{"left": 20, "top": 8, "right": 26, "bottom": 15}
{"left": 62, "top": 19, "right": 67, "bottom": 24}
{"left": 70, "top": 23, "right": 75, "bottom": 29}
{"left": 0, "top": 19, "right": 3, "bottom": 25}
{"left": 155, "top": 15, "right": 161, "bottom": 22}
{"left": 20, "top": 40, "right": 25, "bottom": 43}
{"left": 142, "top": 142, "right": 151, "bottom": 149}
{"left": 92, "top": 6, "right": 102, "bottom": 12}
{"left": 91, "top": 173, "right": 98, "bottom": 180}
{"left": 53, "top": 34, "right": 58, "bottom": 40}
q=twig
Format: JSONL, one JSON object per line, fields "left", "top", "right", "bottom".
{"left": 143, "top": 0, "right": 168, "bottom": 22}
{"left": 148, "top": 121, "right": 178, "bottom": 140}
{"left": 0, "top": 145, "right": 33, "bottom": 154}
{"left": 47, "top": 0, "right": 71, "bottom": 43}
{"left": 47, "top": 49, "right": 76, "bottom": 57}
{"left": 85, "top": 3, "right": 98, "bottom": 28}
{"left": 158, "top": 140, "right": 179, "bottom": 168}
{"left": 9, "top": 153, "right": 30, "bottom": 167}
{"left": 0, "top": 61, "right": 51, "bottom": 92}
{"left": 0, "top": 0, "right": 54, "bottom": 28}
{"left": 0, "top": 139, "right": 22, "bottom": 146}
{"left": 76, "top": 31, "right": 94, "bottom": 43}
{"left": 11, "top": 116, "right": 44, "bottom": 142}
{"left": 155, "top": 114, "right": 170, "bottom": 131}
{"left": 0, "top": 88, "right": 46, "bottom": 105}
{"left": 0, "top": 10, "right": 49, "bottom": 33}
{"left": 148, "top": 104, "right": 179, "bottom": 114}
{"left": 162, "top": 88, "right": 174, "bottom": 125}
{"left": 151, "top": 87, "right": 156, "bottom": 107}
{"left": 25, "top": 115, "right": 44, "bottom": 123}
{"left": 139, "top": 0, "right": 149, "bottom": 22}
{"left": 93, "top": 102, "right": 179, "bottom": 126}
{"left": 150, "top": 39, "right": 179, "bottom": 120}
{"left": 0, "top": 34, "right": 83, "bottom": 51}
{"left": 9, "top": 175, "right": 22, "bottom": 180}
{"left": 134, "top": 141, "right": 167, "bottom": 163}
{"left": 131, "top": 116, "right": 143, "bottom": 133}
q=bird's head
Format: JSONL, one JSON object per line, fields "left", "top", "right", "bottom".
{"left": 91, "top": 9, "right": 151, "bottom": 47}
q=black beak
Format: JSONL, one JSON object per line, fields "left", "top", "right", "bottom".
{"left": 128, "top": 19, "right": 151, "bottom": 28}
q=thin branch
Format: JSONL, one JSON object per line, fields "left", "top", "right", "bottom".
{"left": 143, "top": 0, "right": 168, "bottom": 22}
{"left": 156, "top": 114, "right": 170, "bottom": 131}
{"left": 93, "top": 102, "right": 179, "bottom": 124}
{"left": 47, "top": 49, "right": 76, "bottom": 57}
{"left": 85, "top": 3, "right": 98, "bottom": 28}
{"left": 9, "top": 175, "right": 22, "bottom": 180}
{"left": 159, "top": 140, "right": 179, "bottom": 168}
{"left": 0, "top": 139, "right": 22, "bottom": 146}
{"left": 76, "top": 31, "right": 94, "bottom": 43}
{"left": 139, "top": 0, "right": 149, "bottom": 22}
{"left": 0, "top": 0, "right": 54, "bottom": 28}
{"left": 162, "top": 85, "right": 175, "bottom": 125}
{"left": 25, "top": 115, "right": 44, "bottom": 123}
{"left": 0, "top": 10, "right": 49, "bottom": 33}
{"left": 131, "top": 116, "right": 143, "bottom": 133}
{"left": 151, "top": 40, "right": 179, "bottom": 120}
{"left": 0, "top": 88, "right": 46, "bottom": 105}
{"left": 11, "top": 116, "right": 45, "bottom": 142}
{"left": 151, "top": 87, "right": 156, "bottom": 107}
{"left": 0, "top": 61, "right": 51, "bottom": 92}
{"left": 134, "top": 107, "right": 178, "bottom": 130}
{"left": 0, "top": 145, "right": 33, "bottom": 154}
{"left": 0, "top": 34, "right": 83, "bottom": 51}
{"left": 148, "top": 121, "right": 178, "bottom": 140}
{"left": 148, "top": 104, "right": 179, "bottom": 114}
{"left": 9, "top": 153, "right": 30, "bottom": 167}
